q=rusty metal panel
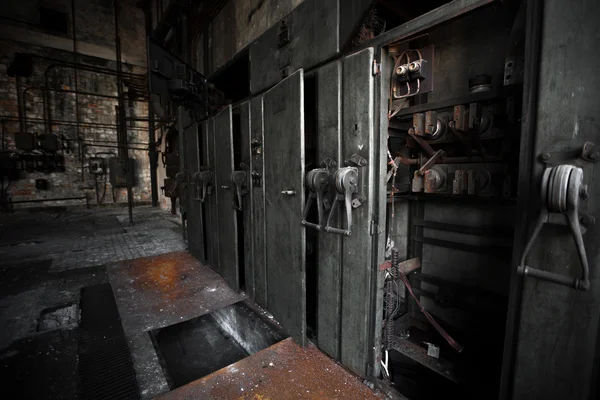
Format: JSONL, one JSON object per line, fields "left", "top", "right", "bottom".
{"left": 107, "top": 251, "right": 246, "bottom": 335}
{"left": 250, "top": 96, "right": 267, "bottom": 308}
{"left": 249, "top": 0, "right": 339, "bottom": 94}
{"left": 339, "top": 47, "right": 375, "bottom": 377}
{"left": 316, "top": 60, "right": 342, "bottom": 359}
{"left": 184, "top": 122, "right": 205, "bottom": 261}
{"left": 263, "top": 70, "right": 306, "bottom": 346}
{"left": 213, "top": 106, "right": 239, "bottom": 288}
{"left": 239, "top": 101, "right": 253, "bottom": 296}
{"left": 156, "top": 338, "right": 384, "bottom": 400}
{"left": 202, "top": 118, "right": 220, "bottom": 271}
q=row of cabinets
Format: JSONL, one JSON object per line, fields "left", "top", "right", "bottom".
{"left": 178, "top": 49, "right": 387, "bottom": 377}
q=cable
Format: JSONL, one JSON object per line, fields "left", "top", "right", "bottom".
{"left": 398, "top": 271, "right": 463, "bottom": 353}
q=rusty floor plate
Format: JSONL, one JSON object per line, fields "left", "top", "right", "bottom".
{"left": 108, "top": 251, "right": 246, "bottom": 335}
{"left": 157, "top": 338, "right": 384, "bottom": 400}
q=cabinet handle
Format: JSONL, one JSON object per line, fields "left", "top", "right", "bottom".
{"left": 517, "top": 165, "right": 590, "bottom": 290}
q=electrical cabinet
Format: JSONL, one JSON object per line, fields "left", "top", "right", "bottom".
{"left": 109, "top": 158, "right": 135, "bottom": 188}
{"left": 179, "top": 0, "right": 600, "bottom": 398}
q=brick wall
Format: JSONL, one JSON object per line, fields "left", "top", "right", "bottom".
{"left": 0, "top": 0, "right": 161, "bottom": 209}
{"left": 0, "top": 40, "right": 151, "bottom": 208}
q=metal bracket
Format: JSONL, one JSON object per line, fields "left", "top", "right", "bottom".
{"left": 251, "top": 170, "right": 262, "bottom": 187}
{"left": 345, "top": 153, "right": 368, "bottom": 168}
{"left": 369, "top": 220, "right": 378, "bottom": 236}
{"left": 581, "top": 142, "right": 599, "bottom": 163}
{"left": 251, "top": 138, "right": 262, "bottom": 155}
{"left": 320, "top": 157, "right": 337, "bottom": 170}
{"left": 372, "top": 59, "right": 381, "bottom": 76}
{"left": 277, "top": 19, "right": 290, "bottom": 47}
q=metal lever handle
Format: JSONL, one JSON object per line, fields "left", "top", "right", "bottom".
{"left": 231, "top": 171, "right": 248, "bottom": 211}
{"left": 325, "top": 167, "right": 358, "bottom": 236}
{"left": 167, "top": 180, "right": 178, "bottom": 196}
{"left": 301, "top": 169, "right": 329, "bottom": 230}
{"left": 517, "top": 165, "right": 590, "bottom": 290}
{"left": 196, "top": 171, "right": 213, "bottom": 202}
{"left": 281, "top": 190, "right": 296, "bottom": 195}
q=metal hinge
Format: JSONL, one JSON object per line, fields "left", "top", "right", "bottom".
{"left": 372, "top": 59, "right": 381, "bottom": 76}
{"left": 369, "top": 220, "right": 378, "bottom": 236}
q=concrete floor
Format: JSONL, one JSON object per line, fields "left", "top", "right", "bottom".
{"left": 0, "top": 206, "right": 187, "bottom": 398}
{"left": 0, "top": 205, "right": 384, "bottom": 399}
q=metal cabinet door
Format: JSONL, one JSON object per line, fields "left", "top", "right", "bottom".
{"left": 203, "top": 118, "right": 220, "bottom": 271}
{"left": 184, "top": 121, "right": 205, "bottom": 261}
{"left": 501, "top": 0, "right": 600, "bottom": 398}
{"left": 263, "top": 69, "right": 306, "bottom": 346}
{"left": 239, "top": 102, "right": 253, "bottom": 296}
{"left": 316, "top": 60, "right": 343, "bottom": 360}
{"left": 250, "top": 96, "right": 268, "bottom": 308}
{"left": 213, "top": 106, "right": 239, "bottom": 288}
{"left": 339, "top": 47, "right": 379, "bottom": 377}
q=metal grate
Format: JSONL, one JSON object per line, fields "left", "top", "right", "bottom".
{"left": 78, "top": 283, "right": 140, "bottom": 400}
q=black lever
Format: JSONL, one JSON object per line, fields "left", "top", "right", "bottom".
{"left": 194, "top": 170, "right": 213, "bottom": 202}
{"left": 231, "top": 170, "right": 248, "bottom": 211}
{"left": 325, "top": 167, "right": 359, "bottom": 236}
{"left": 302, "top": 168, "right": 330, "bottom": 230}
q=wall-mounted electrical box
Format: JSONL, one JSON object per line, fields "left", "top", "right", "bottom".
{"left": 108, "top": 158, "right": 135, "bottom": 187}
{"left": 37, "top": 134, "right": 59, "bottom": 153}
{"left": 14, "top": 132, "right": 35, "bottom": 151}
{"left": 35, "top": 178, "right": 48, "bottom": 190}
{"left": 88, "top": 157, "right": 107, "bottom": 175}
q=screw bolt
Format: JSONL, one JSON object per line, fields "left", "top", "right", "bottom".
{"left": 580, "top": 185, "right": 589, "bottom": 200}
{"left": 540, "top": 153, "right": 551, "bottom": 162}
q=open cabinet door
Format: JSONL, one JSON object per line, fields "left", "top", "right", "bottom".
{"left": 262, "top": 70, "right": 306, "bottom": 346}
{"left": 184, "top": 119, "right": 205, "bottom": 261}
{"left": 502, "top": 0, "right": 600, "bottom": 398}
{"left": 202, "top": 118, "right": 220, "bottom": 271}
{"left": 213, "top": 106, "right": 239, "bottom": 289}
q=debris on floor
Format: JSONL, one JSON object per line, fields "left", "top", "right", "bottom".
{"left": 37, "top": 304, "right": 79, "bottom": 332}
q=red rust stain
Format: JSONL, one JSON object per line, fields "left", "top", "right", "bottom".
{"left": 158, "top": 338, "right": 384, "bottom": 400}
{"left": 125, "top": 252, "right": 195, "bottom": 301}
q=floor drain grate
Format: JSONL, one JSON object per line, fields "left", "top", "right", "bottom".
{"left": 78, "top": 283, "right": 139, "bottom": 400}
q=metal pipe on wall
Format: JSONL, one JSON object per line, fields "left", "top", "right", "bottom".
{"left": 71, "top": 0, "right": 81, "bottom": 165}
{"left": 23, "top": 85, "right": 150, "bottom": 102}
{"left": 1, "top": 114, "right": 150, "bottom": 132}
{"left": 114, "top": 0, "right": 134, "bottom": 226}
{"left": 15, "top": 75, "right": 25, "bottom": 133}
{"left": 43, "top": 62, "right": 147, "bottom": 141}
{"left": 148, "top": 96, "right": 158, "bottom": 207}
